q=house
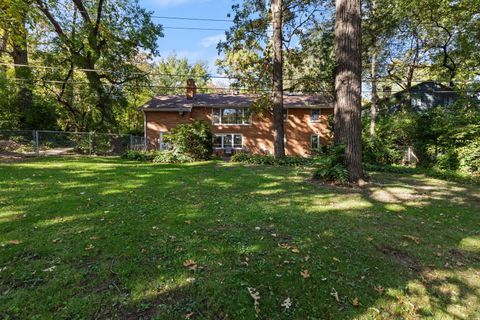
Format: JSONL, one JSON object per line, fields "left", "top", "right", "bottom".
{"left": 385, "top": 81, "right": 458, "bottom": 112}
{"left": 140, "top": 80, "right": 334, "bottom": 156}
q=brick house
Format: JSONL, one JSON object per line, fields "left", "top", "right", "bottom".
{"left": 141, "top": 81, "right": 334, "bottom": 156}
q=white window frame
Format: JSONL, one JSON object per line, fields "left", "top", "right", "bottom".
{"left": 311, "top": 134, "right": 321, "bottom": 150}
{"left": 213, "top": 134, "right": 243, "bottom": 149}
{"left": 283, "top": 108, "right": 288, "bottom": 122}
{"left": 310, "top": 109, "right": 321, "bottom": 123}
{"left": 159, "top": 131, "right": 171, "bottom": 151}
{"left": 212, "top": 108, "right": 252, "bottom": 126}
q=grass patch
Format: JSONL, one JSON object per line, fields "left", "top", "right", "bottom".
{"left": 0, "top": 157, "right": 479, "bottom": 319}
{"left": 365, "top": 163, "right": 480, "bottom": 185}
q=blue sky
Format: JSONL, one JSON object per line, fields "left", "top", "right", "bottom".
{"left": 139, "top": 0, "right": 235, "bottom": 74}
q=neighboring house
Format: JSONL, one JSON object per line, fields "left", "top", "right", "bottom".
{"left": 386, "top": 81, "right": 458, "bottom": 112}
{"left": 140, "top": 80, "right": 334, "bottom": 156}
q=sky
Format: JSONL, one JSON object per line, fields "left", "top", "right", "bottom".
{"left": 138, "top": 0, "right": 236, "bottom": 75}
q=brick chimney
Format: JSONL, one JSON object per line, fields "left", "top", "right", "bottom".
{"left": 186, "top": 78, "right": 197, "bottom": 100}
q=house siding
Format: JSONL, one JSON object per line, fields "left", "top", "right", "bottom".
{"left": 145, "top": 107, "right": 333, "bottom": 156}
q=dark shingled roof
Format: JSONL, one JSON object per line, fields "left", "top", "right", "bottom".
{"left": 141, "top": 94, "right": 334, "bottom": 112}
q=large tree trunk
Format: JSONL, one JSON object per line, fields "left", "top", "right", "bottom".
{"left": 11, "top": 20, "right": 33, "bottom": 129}
{"left": 334, "top": 0, "right": 364, "bottom": 183}
{"left": 271, "top": 0, "right": 285, "bottom": 158}
{"left": 370, "top": 50, "right": 378, "bottom": 137}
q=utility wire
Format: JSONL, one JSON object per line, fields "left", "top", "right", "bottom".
{"left": 152, "top": 15, "right": 233, "bottom": 22}
{"left": 3, "top": 63, "right": 475, "bottom": 84}
{"left": 7, "top": 77, "right": 478, "bottom": 95}
{"left": 163, "top": 26, "right": 228, "bottom": 31}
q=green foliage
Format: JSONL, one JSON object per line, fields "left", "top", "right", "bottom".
{"left": 122, "top": 150, "right": 194, "bottom": 164}
{"left": 457, "top": 138, "right": 480, "bottom": 175}
{"left": 312, "top": 144, "right": 348, "bottom": 183}
{"left": 152, "top": 151, "right": 193, "bottom": 164}
{"left": 231, "top": 152, "right": 313, "bottom": 166}
{"left": 362, "top": 135, "right": 403, "bottom": 164}
{"left": 122, "top": 150, "right": 158, "bottom": 161}
{"left": 163, "top": 121, "right": 213, "bottom": 161}
{"left": 364, "top": 163, "right": 480, "bottom": 185}
{"left": 152, "top": 55, "right": 211, "bottom": 95}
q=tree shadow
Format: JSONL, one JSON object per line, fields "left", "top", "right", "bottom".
{"left": 0, "top": 158, "right": 479, "bottom": 319}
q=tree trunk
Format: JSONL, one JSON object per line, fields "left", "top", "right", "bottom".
{"left": 334, "top": 0, "right": 364, "bottom": 183}
{"left": 271, "top": 0, "right": 285, "bottom": 158}
{"left": 370, "top": 50, "right": 378, "bottom": 137}
{"left": 11, "top": 20, "right": 33, "bottom": 129}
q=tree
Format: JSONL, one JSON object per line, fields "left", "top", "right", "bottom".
{"left": 0, "top": 0, "right": 34, "bottom": 128}
{"left": 271, "top": 0, "right": 285, "bottom": 158}
{"left": 151, "top": 55, "right": 211, "bottom": 95}
{"left": 218, "top": 0, "right": 328, "bottom": 157}
{"left": 34, "top": 0, "right": 163, "bottom": 131}
{"left": 334, "top": 0, "right": 364, "bottom": 183}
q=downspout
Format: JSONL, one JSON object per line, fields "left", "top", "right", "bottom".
{"left": 143, "top": 110, "right": 147, "bottom": 150}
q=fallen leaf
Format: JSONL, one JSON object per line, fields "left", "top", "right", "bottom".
{"left": 333, "top": 257, "right": 341, "bottom": 263}
{"left": 183, "top": 259, "right": 198, "bottom": 271}
{"left": 185, "top": 312, "right": 194, "bottom": 319}
{"left": 185, "top": 220, "right": 192, "bottom": 225}
{"left": 403, "top": 234, "right": 421, "bottom": 244}
{"left": 291, "top": 248, "right": 300, "bottom": 254}
{"left": 304, "top": 255, "right": 310, "bottom": 262}
{"left": 331, "top": 288, "right": 340, "bottom": 302}
{"left": 89, "top": 236, "right": 98, "bottom": 240}
{"left": 374, "top": 285, "right": 385, "bottom": 295}
{"left": 8, "top": 240, "right": 21, "bottom": 245}
{"left": 43, "top": 266, "right": 56, "bottom": 272}
{"left": 247, "top": 287, "right": 261, "bottom": 314}
{"left": 85, "top": 244, "right": 94, "bottom": 250}
{"left": 367, "top": 236, "right": 374, "bottom": 241}
{"left": 300, "top": 269, "right": 310, "bottom": 278}
{"left": 352, "top": 297, "right": 360, "bottom": 307}
{"left": 281, "top": 297, "right": 292, "bottom": 310}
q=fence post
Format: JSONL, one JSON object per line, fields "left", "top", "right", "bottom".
{"left": 129, "top": 135, "right": 133, "bottom": 151}
{"left": 89, "top": 132, "right": 92, "bottom": 156}
{"left": 34, "top": 130, "right": 39, "bottom": 157}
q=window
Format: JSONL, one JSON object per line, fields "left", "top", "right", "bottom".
{"left": 411, "top": 95, "right": 422, "bottom": 107}
{"left": 310, "top": 109, "right": 321, "bottom": 122}
{"left": 214, "top": 134, "right": 243, "bottom": 149}
{"left": 283, "top": 108, "right": 288, "bottom": 121}
{"left": 212, "top": 108, "right": 251, "bottom": 125}
{"left": 311, "top": 135, "right": 320, "bottom": 150}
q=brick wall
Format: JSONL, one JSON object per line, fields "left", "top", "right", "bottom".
{"left": 145, "top": 107, "right": 333, "bottom": 156}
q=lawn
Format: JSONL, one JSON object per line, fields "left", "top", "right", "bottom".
{"left": 0, "top": 157, "right": 479, "bottom": 319}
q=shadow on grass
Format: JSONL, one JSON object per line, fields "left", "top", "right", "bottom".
{"left": 0, "top": 158, "right": 479, "bottom": 319}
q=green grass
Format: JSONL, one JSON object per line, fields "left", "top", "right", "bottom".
{"left": 0, "top": 157, "right": 479, "bottom": 319}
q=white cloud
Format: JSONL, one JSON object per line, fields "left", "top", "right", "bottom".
{"left": 198, "top": 34, "right": 225, "bottom": 48}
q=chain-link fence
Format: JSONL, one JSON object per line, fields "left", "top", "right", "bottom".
{"left": 0, "top": 130, "right": 145, "bottom": 158}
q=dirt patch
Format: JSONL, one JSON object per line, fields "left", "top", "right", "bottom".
{"left": 379, "top": 245, "right": 424, "bottom": 273}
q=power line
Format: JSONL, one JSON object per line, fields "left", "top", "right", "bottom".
{"left": 163, "top": 26, "right": 228, "bottom": 32}
{"left": 7, "top": 77, "right": 479, "bottom": 95}
{"left": 0, "top": 62, "right": 331, "bottom": 81}
{"left": 152, "top": 15, "right": 233, "bottom": 23}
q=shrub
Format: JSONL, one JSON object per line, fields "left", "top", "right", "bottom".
{"left": 152, "top": 151, "right": 193, "bottom": 164}
{"left": 121, "top": 150, "right": 158, "bottom": 161}
{"left": 457, "top": 139, "right": 480, "bottom": 175}
{"left": 312, "top": 144, "right": 348, "bottom": 183}
{"left": 164, "top": 121, "right": 213, "bottom": 161}
{"left": 362, "top": 135, "right": 403, "bottom": 165}
{"left": 364, "top": 163, "right": 480, "bottom": 185}
{"left": 435, "top": 150, "right": 459, "bottom": 171}
{"left": 231, "top": 152, "right": 313, "bottom": 166}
